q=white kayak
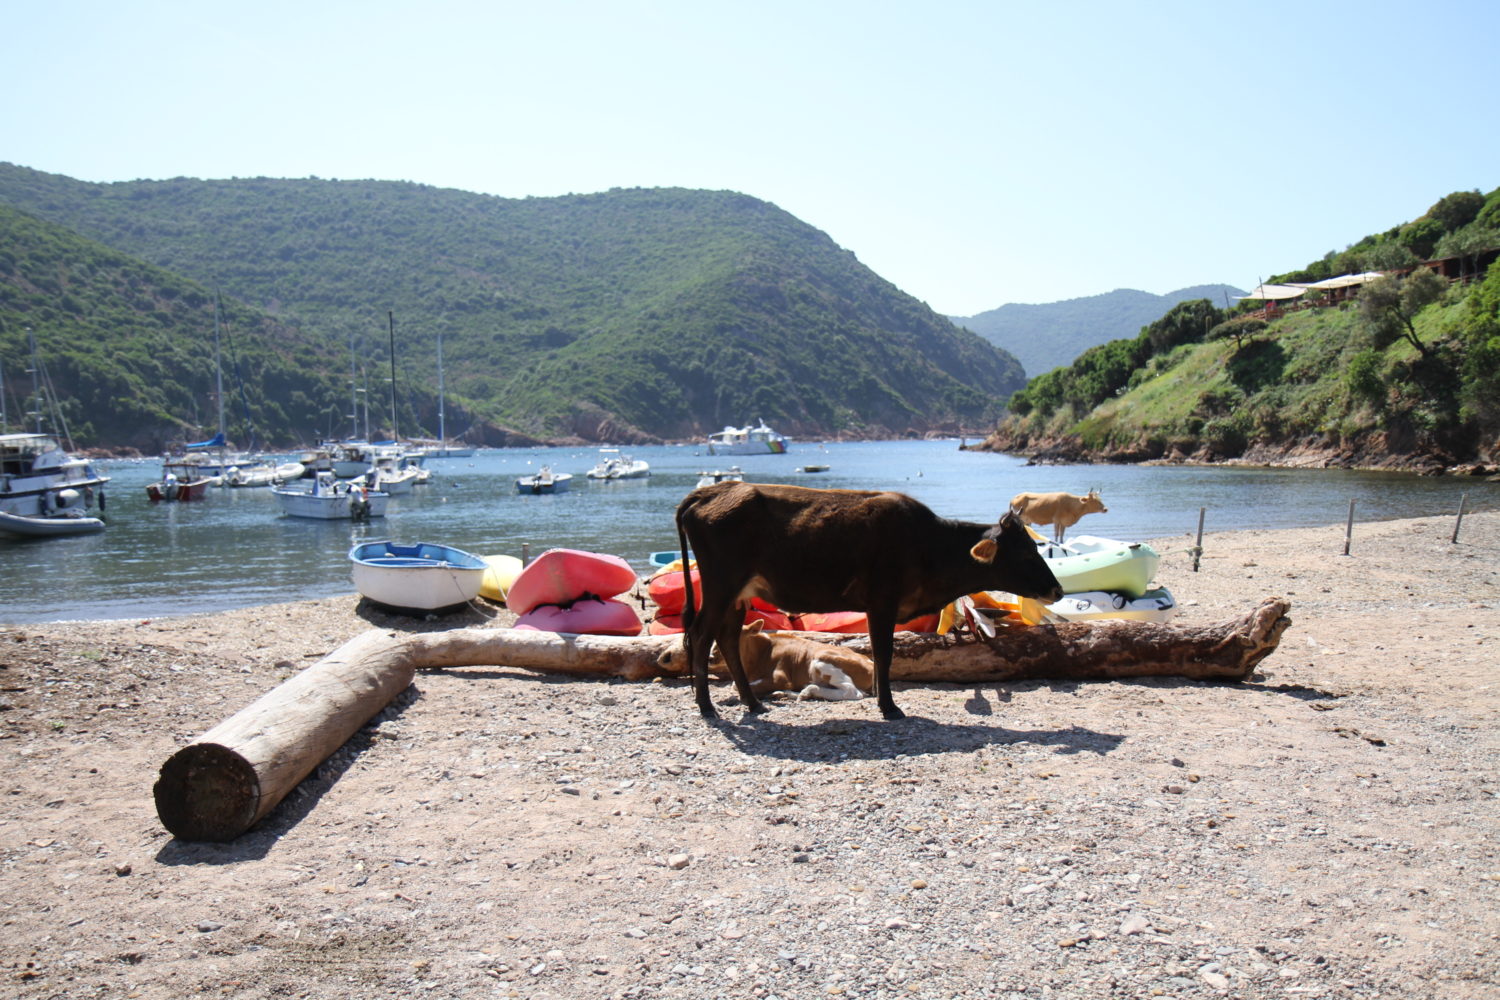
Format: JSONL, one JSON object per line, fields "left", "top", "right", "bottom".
{"left": 1046, "top": 586, "right": 1178, "bottom": 623}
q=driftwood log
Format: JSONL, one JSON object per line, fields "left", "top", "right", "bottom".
{"left": 155, "top": 598, "right": 1290, "bottom": 841}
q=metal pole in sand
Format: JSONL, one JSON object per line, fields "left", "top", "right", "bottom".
{"left": 1343, "top": 499, "right": 1356, "bottom": 556}
{"left": 1452, "top": 493, "right": 1468, "bottom": 544}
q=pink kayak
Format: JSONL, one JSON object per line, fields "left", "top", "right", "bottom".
{"left": 515, "top": 597, "right": 642, "bottom": 636}
{"left": 506, "top": 548, "right": 638, "bottom": 616}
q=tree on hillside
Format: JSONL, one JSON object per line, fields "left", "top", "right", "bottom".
{"left": 1427, "top": 190, "right": 1485, "bottom": 232}
{"left": 1360, "top": 269, "right": 1446, "bottom": 356}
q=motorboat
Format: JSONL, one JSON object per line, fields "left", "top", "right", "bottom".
{"left": 146, "top": 472, "right": 211, "bottom": 502}
{"left": 272, "top": 471, "right": 389, "bottom": 520}
{"left": 516, "top": 466, "right": 572, "bottom": 494}
{"left": 365, "top": 464, "right": 421, "bottom": 496}
{"left": 695, "top": 466, "right": 743, "bottom": 488}
{"left": 348, "top": 540, "right": 488, "bottom": 613}
{"left": 0, "top": 432, "right": 111, "bottom": 535}
{"left": 1036, "top": 534, "right": 1161, "bottom": 599}
{"left": 705, "top": 419, "right": 790, "bottom": 455}
{"left": 1045, "top": 587, "right": 1178, "bottom": 623}
{"left": 585, "top": 449, "right": 651, "bottom": 480}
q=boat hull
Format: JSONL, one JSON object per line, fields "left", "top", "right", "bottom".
{"left": 516, "top": 473, "right": 572, "bottom": 494}
{"left": 349, "top": 541, "right": 487, "bottom": 612}
{"left": 146, "top": 478, "right": 211, "bottom": 502}
{"left": 273, "top": 485, "right": 390, "bottom": 519}
{"left": 0, "top": 509, "right": 105, "bottom": 537}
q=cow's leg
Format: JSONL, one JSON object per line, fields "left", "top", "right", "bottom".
{"left": 716, "top": 612, "right": 767, "bottom": 714}
{"left": 686, "top": 594, "right": 732, "bottom": 720}
{"left": 866, "top": 612, "right": 904, "bottom": 720}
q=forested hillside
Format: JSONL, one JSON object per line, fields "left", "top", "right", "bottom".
{"left": 952, "top": 284, "right": 1244, "bottom": 377}
{"left": 0, "top": 204, "right": 358, "bottom": 450}
{"left": 0, "top": 164, "right": 1024, "bottom": 447}
{"left": 979, "top": 188, "right": 1500, "bottom": 471}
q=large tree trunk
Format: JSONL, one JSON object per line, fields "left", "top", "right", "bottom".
{"left": 155, "top": 598, "right": 1289, "bottom": 841}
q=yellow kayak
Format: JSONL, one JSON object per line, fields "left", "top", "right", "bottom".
{"left": 478, "top": 554, "right": 524, "bottom": 602}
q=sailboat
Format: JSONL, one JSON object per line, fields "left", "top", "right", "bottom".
{"left": 161, "top": 296, "right": 299, "bottom": 487}
{"left": 428, "top": 330, "right": 473, "bottom": 458}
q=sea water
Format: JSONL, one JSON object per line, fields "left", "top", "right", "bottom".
{"left": 0, "top": 440, "right": 1486, "bottom": 623}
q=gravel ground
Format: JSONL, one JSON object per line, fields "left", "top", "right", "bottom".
{"left": 1, "top": 510, "right": 1497, "bottom": 999}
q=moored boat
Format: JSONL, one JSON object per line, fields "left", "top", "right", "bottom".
{"left": 348, "top": 540, "right": 488, "bottom": 613}
{"left": 516, "top": 466, "right": 572, "bottom": 494}
{"left": 272, "top": 471, "right": 389, "bottom": 520}
{"left": 366, "top": 464, "right": 421, "bottom": 495}
{"left": 585, "top": 449, "right": 651, "bottom": 480}
{"left": 146, "top": 472, "right": 211, "bottom": 502}
{"left": 0, "top": 432, "right": 110, "bottom": 531}
{"left": 695, "top": 466, "right": 743, "bottom": 488}
{"left": 705, "top": 419, "right": 790, "bottom": 456}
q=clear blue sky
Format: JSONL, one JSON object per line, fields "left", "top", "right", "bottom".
{"left": 4, "top": 0, "right": 1497, "bottom": 316}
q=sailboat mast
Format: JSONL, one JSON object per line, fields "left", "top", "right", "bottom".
{"left": 348, "top": 329, "right": 359, "bottom": 440}
{"left": 387, "top": 311, "right": 398, "bottom": 443}
{"left": 0, "top": 353, "right": 8, "bottom": 434}
{"left": 28, "top": 326, "right": 42, "bottom": 434}
{"left": 213, "top": 294, "right": 226, "bottom": 441}
{"left": 437, "top": 330, "right": 446, "bottom": 446}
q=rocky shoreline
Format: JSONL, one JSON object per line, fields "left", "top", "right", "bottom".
{"left": 1, "top": 512, "right": 1497, "bottom": 998}
{"left": 969, "top": 429, "right": 1499, "bottom": 478}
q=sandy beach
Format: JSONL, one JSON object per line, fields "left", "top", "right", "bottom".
{"left": 1, "top": 510, "right": 1497, "bottom": 999}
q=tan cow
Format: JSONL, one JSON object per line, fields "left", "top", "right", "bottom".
{"left": 735, "top": 620, "right": 874, "bottom": 701}
{"left": 1009, "top": 489, "right": 1107, "bottom": 543}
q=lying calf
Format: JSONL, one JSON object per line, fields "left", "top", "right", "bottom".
{"left": 736, "top": 620, "right": 875, "bottom": 701}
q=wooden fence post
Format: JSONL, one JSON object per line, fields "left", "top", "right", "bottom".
{"left": 1192, "top": 507, "right": 1205, "bottom": 572}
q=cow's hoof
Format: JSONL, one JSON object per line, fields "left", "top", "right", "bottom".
{"left": 880, "top": 704, "right": 907, "bottom": 721}
{"left": 697, "top": 702, "right": 719, "bottom": 721}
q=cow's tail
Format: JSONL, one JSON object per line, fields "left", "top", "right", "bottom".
{"left": 674, "top": 496, "right": 697, "bottom": 643}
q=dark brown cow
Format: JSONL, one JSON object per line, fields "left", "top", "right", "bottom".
{"left": 674, "top": 482, "right": 1065, "bottom": 721}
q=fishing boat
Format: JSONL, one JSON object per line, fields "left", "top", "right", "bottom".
{"left": 145, "top": 471, "right": 211, "bottom": 502}
{"left": 705, "top": 419, "right": 790, "bottom": 455}
{"left": 348, "top": 540, "right": 488, "bottom": 614}
{"left": 1036, "top": 534, "right": 1161, "bottom": 599}
{"left": 516, "top": 466, "right": 572, "bottom": 494}
{"left": 272, "top": 471, "right": 389, "bottom": 520}
{"left": 585, "top": 449, "right": 651, "bottom": 480}
{"left": 0, "top": 432, "right": 110, "bottom": 537}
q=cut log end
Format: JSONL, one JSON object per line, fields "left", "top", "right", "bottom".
{"left": 154, "top": 742, "right": 261, "bottom": 843}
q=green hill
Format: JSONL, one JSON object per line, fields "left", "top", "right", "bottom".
{"left": 0, "top": 203, "right": 357, "bottom": 451}
{"left": 951, "top": 284, "right": 1246, "bottom": 378}
{"left": 0, "top": 164, "right": 1024, "bottom": 447}
{"left": 978, "top": 188, "right": 1500, "bottom": 471}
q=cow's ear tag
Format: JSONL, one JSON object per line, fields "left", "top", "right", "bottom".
{"left": 970, "top": 538, "right": 998, "bottom": 563}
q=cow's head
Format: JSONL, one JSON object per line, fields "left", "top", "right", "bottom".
{"left": 970, "top": 509, "right": 1064, "bottom": 602}
{"left": 1082, "top": 489, "right": 1107, "bottom": 514}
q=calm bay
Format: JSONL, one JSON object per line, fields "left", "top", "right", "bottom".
{"left": 0, "top": 439, "right": 1488, "bottom": 624}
